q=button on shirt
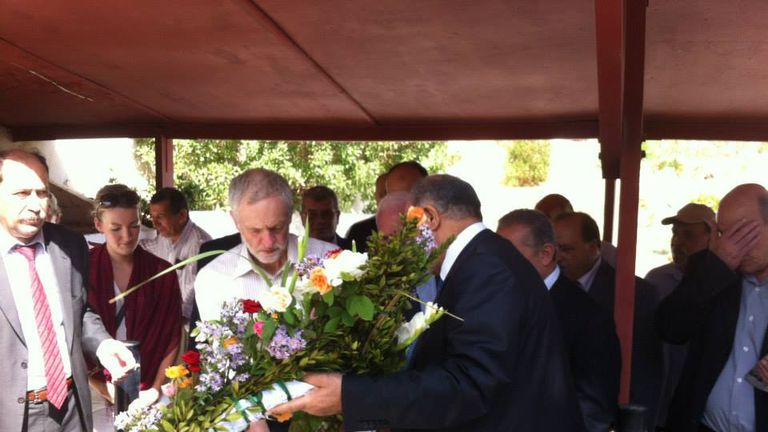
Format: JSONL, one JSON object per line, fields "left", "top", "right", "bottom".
{"left": 702, "top": 276, "right": 768, "bottom": 432}
{"left": 140, "top": 220, "right": 212, "bottom": 319}
{"left": 194, "top": 233, "right": 338, "bottom": 321}
{"left": 0, "top": 230, "right": 72, "bottom": 391}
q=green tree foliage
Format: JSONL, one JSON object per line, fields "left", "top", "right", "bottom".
{"left": 135, "top": 140, "right": 455, "bottom": 211}
{"left": 501, "top": 140, "right": 551, "bottom": 187}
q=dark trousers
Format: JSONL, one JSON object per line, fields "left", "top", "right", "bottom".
{"left": 698, "top": 423, "right": 716, "bottom": 432}
{"left": 22, "top": 388, "right": 84, "bottom": 432}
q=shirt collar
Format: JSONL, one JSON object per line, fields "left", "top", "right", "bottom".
{"left": 440, "top": 222, "right": 486, "bottom": 280}
{"left": 578, "top": 256, "right": 602, "bottom": 291}
{"left": 0, "top": 226, "right": 45, "bottom": 256}
{"left": 543, "top": 265, "right": 561, "bottom": 290}
{"left": 232, "top": 233, "right": 300, "bottom": 281}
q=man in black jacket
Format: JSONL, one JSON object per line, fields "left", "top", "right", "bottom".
{"left": 497, "top": 209, "right": 620, "bottom": 432}
{"left": 270, "top": 175, "right": 584, "bottom": 432}
{"left": 656, "top": 183, "right": 768, "bottom": 432}
{"left": 553, "top": 211, "right": 663, "bottom": 428}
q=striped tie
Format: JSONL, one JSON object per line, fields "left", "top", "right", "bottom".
{"left": 16, "top": 244, "right": 68, "bottom": 409}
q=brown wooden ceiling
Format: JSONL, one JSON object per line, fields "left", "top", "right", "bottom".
{"left": 2, "top": 0, "right": 768, "bottom": 143}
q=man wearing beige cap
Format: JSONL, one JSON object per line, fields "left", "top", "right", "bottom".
{"left": 646, "top": 202, "right": 715, "bottom": 428}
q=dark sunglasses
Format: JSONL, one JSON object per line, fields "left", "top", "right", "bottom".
{"left": 98, "top": 192, "right": 140, "bottom": 209}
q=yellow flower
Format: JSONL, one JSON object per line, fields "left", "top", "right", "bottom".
{"left": 310, "top": 267, "right": 333, "bottom": 295}
{"left": 165, "top": 365, "right": 189, "bottom": 379}
{"left": 178, "top": 377, "right": 194, "bottom": 389}
{"left": 273, "top": 412, "right": 292, "bottom": 422}
{"left": 223, "top": 337, "right": 239, "bottom": 348}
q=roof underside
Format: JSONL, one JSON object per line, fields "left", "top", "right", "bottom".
{"left": 2, "top": 0, "right": 768, "bottom": 142}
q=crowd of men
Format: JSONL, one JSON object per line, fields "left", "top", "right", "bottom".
{"left": 3, "top": 147, "right": 768, "bottom": 432}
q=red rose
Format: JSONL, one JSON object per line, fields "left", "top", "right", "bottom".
{"left": 253, "top": 321, "right": 265, "bottom": 337}
{"left": 243, "top": 299, "right": 263, "bottom": 314}
{"left": 180, "top": 350, "right": 201, "bottom": 373}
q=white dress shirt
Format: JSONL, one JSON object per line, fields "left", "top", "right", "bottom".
{"left": 439, "top": 222, "right": 487, "bottom": 281}
{"left": 140, "top": 220, "right": 212, "bottom": 318}
{"left": 543, "top": 265, "right": 561, "bottom": 291}
{"left": 0, "top": 229, "right": 72, "bottom": 391}
{"left": 195, "top": 233, "right": 337, "bottom": 321}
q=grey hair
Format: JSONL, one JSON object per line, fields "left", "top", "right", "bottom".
{"left": 497, "top": 209, "right": 555, "bottom": 251}
{"left": 228, "top": 168, "right": 293, "bottom": 214}
{"left": 410, "top": 174, "right": 482, "bottom": 220}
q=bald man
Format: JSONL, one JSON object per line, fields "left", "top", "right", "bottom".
{"left": 656, "top": 184, "right": 768, "bottom": 432}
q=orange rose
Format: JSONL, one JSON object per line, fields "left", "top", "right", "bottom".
{"left": 273, "top": 412, "right": 292, "bottom": 422}
{"left": 310, "top": 267, "right": 333, "bottom": 295}
{"left": 223, "top": 337, "right": 239, "bottom": 348}
{"left": 178, "top": 377, "right": 194, "bottom": 389}
{"left": 407, "top": 206, "right": 428, "bottom": 225}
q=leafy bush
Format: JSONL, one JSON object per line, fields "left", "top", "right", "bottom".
{"left": 502, "top": 140, "right": 551, "bottom": 187}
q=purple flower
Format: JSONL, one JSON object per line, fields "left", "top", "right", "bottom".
{"left": 266, "top": 325, "right": 307, "bottom": 360}
{"left": 416, "top": 224, "right": 438, "bottom": 254}
{"left": 296, "top": 255, "right": 325, "bottom": 278}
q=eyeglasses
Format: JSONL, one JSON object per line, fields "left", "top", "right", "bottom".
{"left": 97, "top": 192, "right": 140, "bottom": 209}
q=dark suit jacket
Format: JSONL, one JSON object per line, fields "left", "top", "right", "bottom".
{"left": 588, "top": 260, "right": 663, "bottom": 428}
{"left": 0, "top": 223, "right": 111, "bottom": 431}
{"left": 655, "top": 250, "right": 768, "bottom": 432}
{"left": 551, "top": 273, "right": 621, "bottom": 432}
{"left": 342, "top": 229, "right": 585, "bottom": 432}
{"left": 344, "top": 216, "right": 376, "bottom": 253}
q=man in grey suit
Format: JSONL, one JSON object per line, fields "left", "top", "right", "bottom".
{"left": 0, "top": 150, "right": 136, "bottom": 431}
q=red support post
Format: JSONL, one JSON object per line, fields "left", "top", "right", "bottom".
{"left": 614, "top": 0, "right": 648, "bottom": 404}
{"left": 154, "top": 135, "right": 174, "bottom": 189}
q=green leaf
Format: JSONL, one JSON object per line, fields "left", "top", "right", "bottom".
{"left": 322, "top": 291, "right": 334, "bottom": 306}
{"left": 347, "top": 295, "right": 375, "bottom": 321}
{"left": 323, "top": 317, "right": 341, "bottom": 333}
{"left": 283, "top": 309, "right": 297, "bottom": 325}
{"left": 262, "top": 319, "right": 278, "bottom": 341}
{"left": 341, "top": 310, "right": 354, "bottom": 326}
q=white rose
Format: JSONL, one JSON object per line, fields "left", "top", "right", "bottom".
{"left": 323, "top": 250, "right": 368, "bottom": 286}
{"left": 259, "top": 286, "right": 293, "bottom": 313}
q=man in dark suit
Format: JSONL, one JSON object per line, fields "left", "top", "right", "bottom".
{"left": 270, "top": 174, "right": 585, "bottom": 432}
{"left": 345, "top": 172, "right": 387, "bottom": 253}
{"left": 0, "top": 150, "right": 135, "bottom": 431}
{"left": 553, "top": 211, "right": 663, "bottom": 429}
{"left": 497, "top": 209, "right": 620, "bottom": 432}
{"left": 656, "top": 183, "right": 768, "bottom": 432}
{"left": 300, "top": 185, "right": 351, "bottom": 250}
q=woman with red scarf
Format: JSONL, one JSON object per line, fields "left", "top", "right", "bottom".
{"left": 88, "top": 184, "right": 181, "bottom": 412}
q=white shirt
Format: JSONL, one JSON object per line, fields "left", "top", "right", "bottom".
{"left": 0, "top": 229, "right": 73, "bottom": 390}
{"left": 578, "top": 256, "right": 603, "bottom": 292}
{"left": 543, "top": 265, "right": 561, "bottom": 291}
{"left": 439, "top": 222, "right": 487, "bottom": 280}
{"left": 195, "top": 233, "right": 338, "bottom": 321}
{"left": 140, "top": 220, "right": 212, "bottom": 318}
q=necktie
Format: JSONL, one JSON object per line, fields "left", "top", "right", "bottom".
{"left": 16, "top": 244, "right": 68, "bottom": 409}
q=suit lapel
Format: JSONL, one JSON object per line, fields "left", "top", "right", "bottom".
{"left": 46, "top": 237, "right": 75, "bottom": 350}
{"left": 0, "top": 255, "right": 26, "bottom": 345}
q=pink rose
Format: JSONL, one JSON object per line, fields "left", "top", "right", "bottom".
{"left": 253, "top": 321, "right": 265, "bottom": 337}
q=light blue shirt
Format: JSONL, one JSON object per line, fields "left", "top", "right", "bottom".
{"left": 416, "top": 277, "right": 438, "bottom": 311}
{"left": 702, "top": 276, "right": 768, "bottom": 432}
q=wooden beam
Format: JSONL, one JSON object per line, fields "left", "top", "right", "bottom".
{"left": 614, "top": 0, "right": 647, "bottom": 405}
{"left": 154, "top": 135, "right": 174, "bottom": 189}
{"left": 8, "top": 119, "right": 599, "bottom": 142}
{"left": 594, "top": 0, "right": 624, "bottom": 180}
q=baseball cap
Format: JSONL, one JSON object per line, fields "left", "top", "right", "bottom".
{"left": 661, "top": 203, "right": 716, "bottom": 225}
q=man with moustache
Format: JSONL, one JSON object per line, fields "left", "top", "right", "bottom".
{"left": 0, "top": 149, "right": 136, "bottom": 431}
